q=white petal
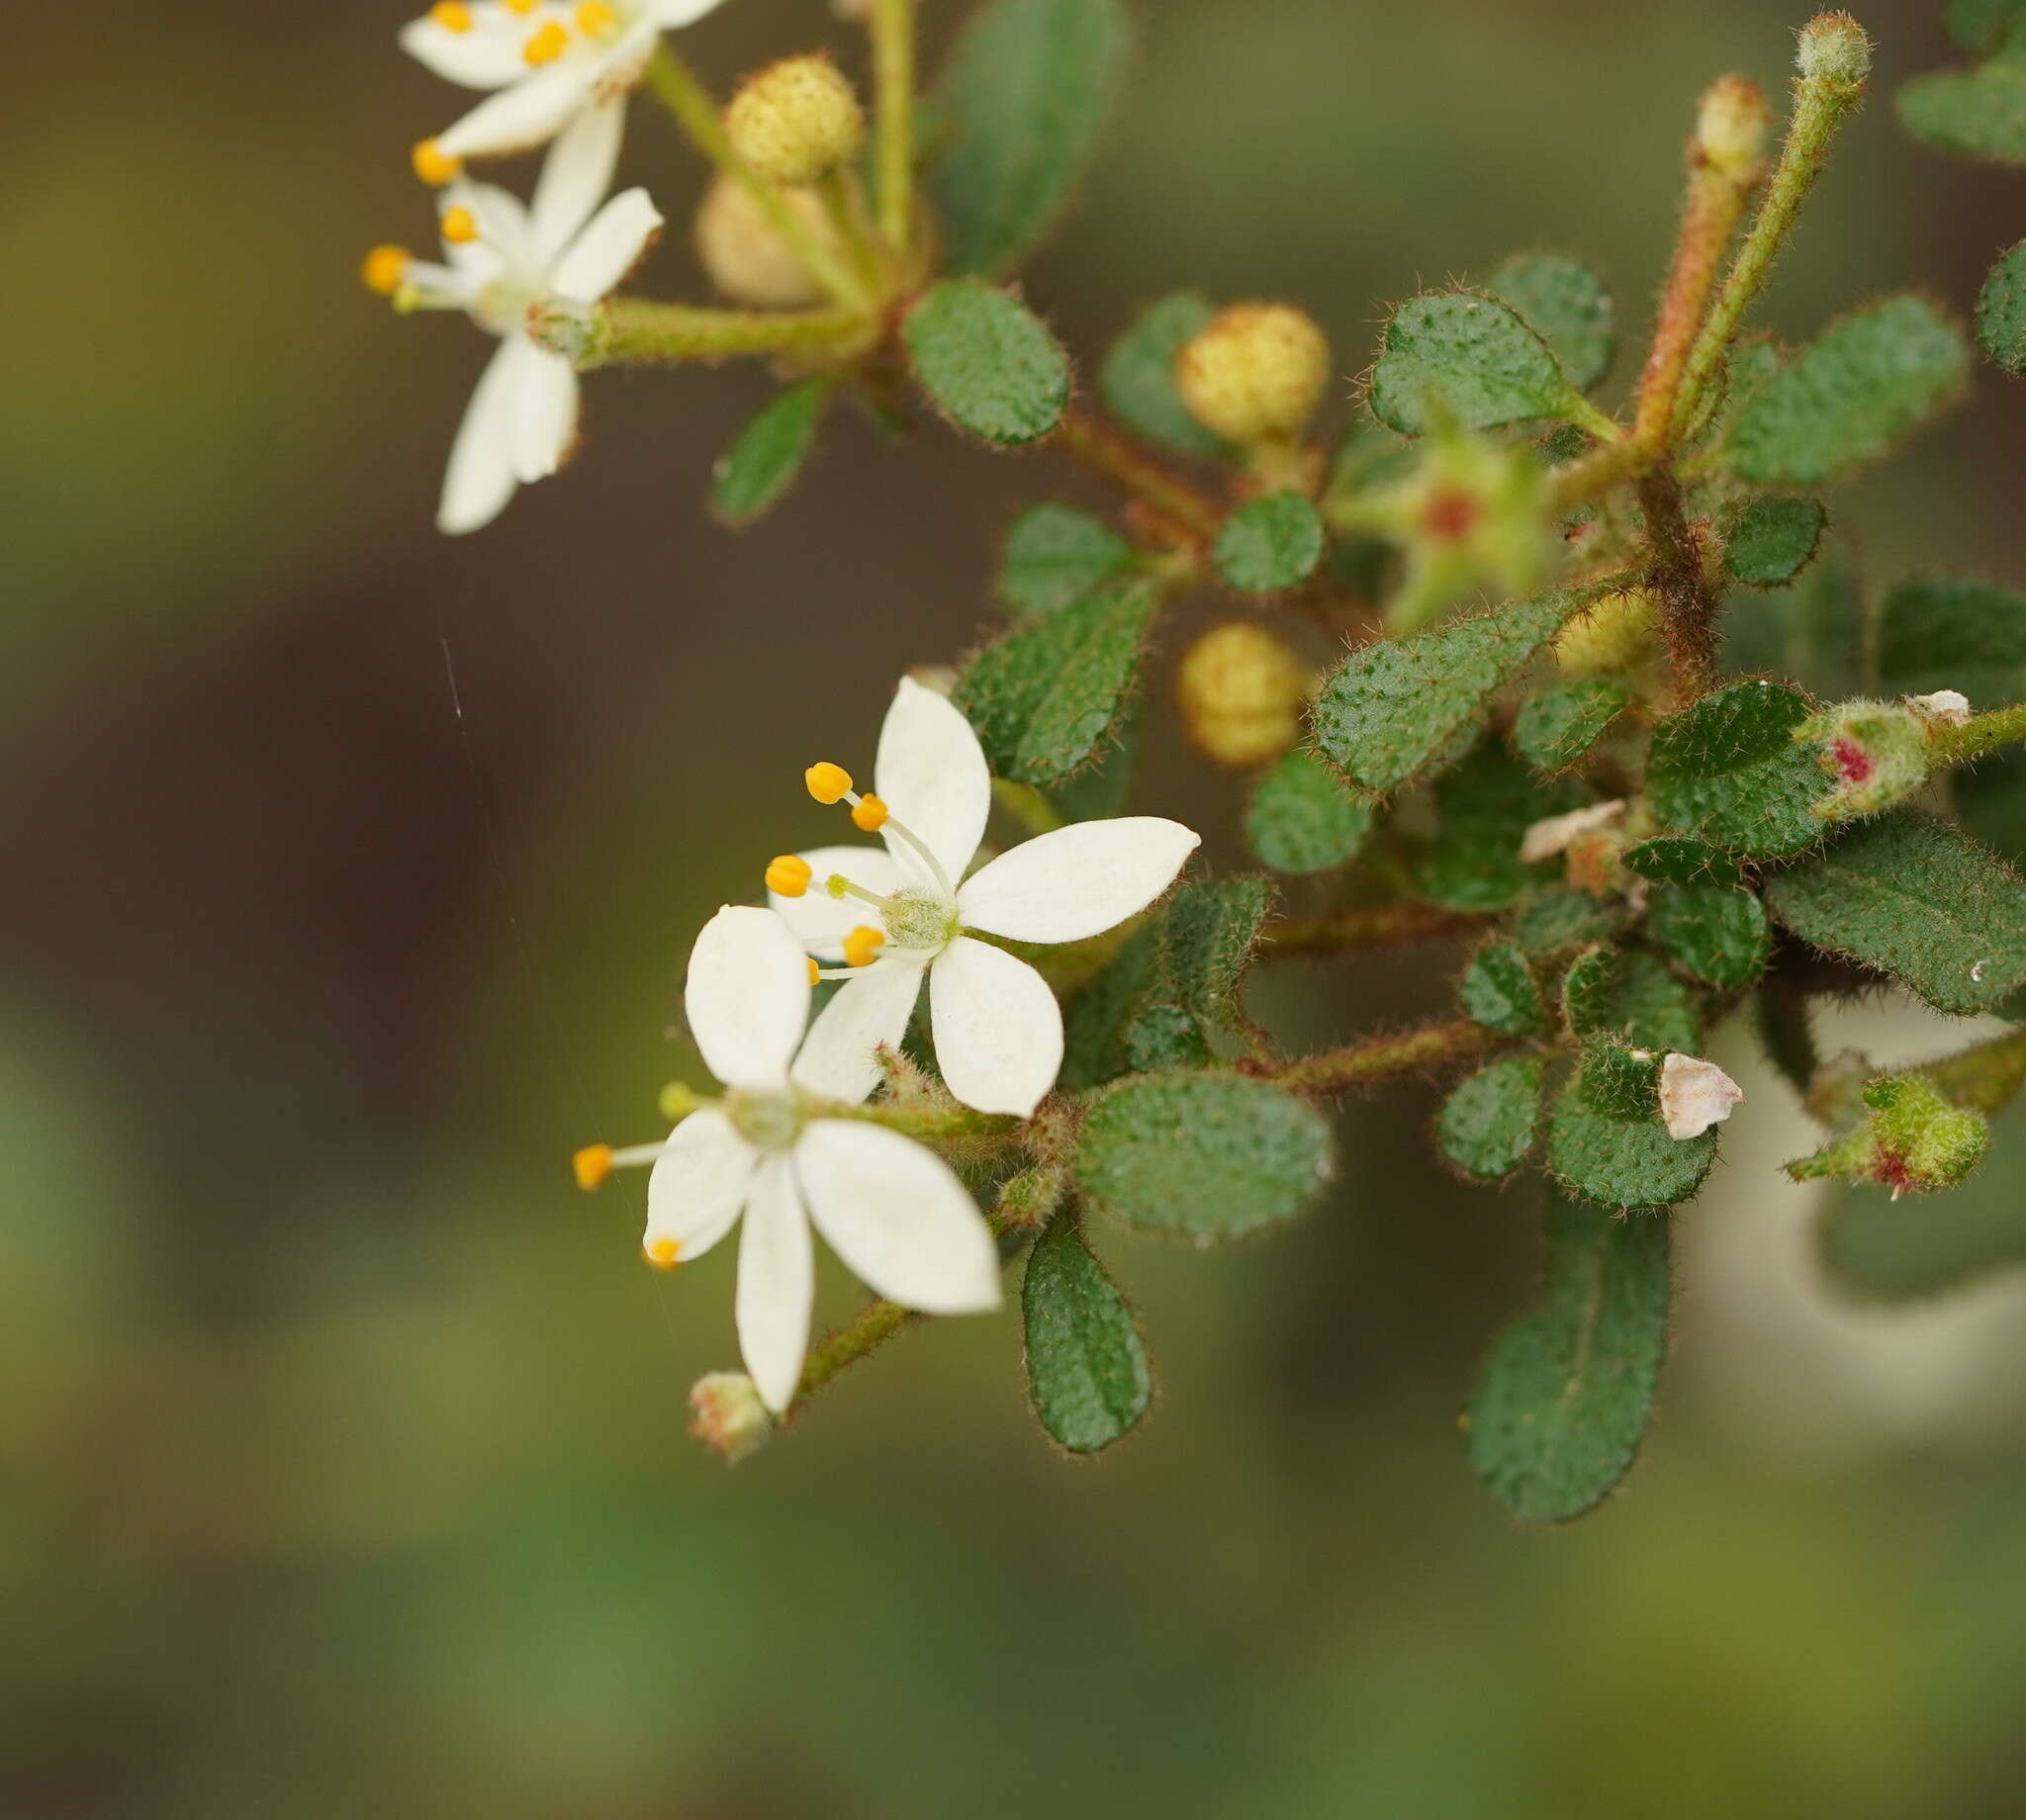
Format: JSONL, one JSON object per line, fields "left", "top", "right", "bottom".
{"left": 735, "top": 1155, "right": 813, "bottom": 1413}
{"left": 445, "top": 180, "right": 535, "bottom": 275}
{"left": 436, "top": 338, "right": 521, "bottom": 537}
{"left": 438, "top": 62, "right": 598, "bottom": 159}
{"left": 769, "top": 845, "right": 902, "bottom": 958}
{"left": 929, "top": 940, "right": 1062, "bottom": 1117}
{"left": 399, "top": 13, "right": 533, "bottom": 89}
{"left": 529, "top": 98, "right": 625, "bottom": 267}
{"left": 651, "top": 0, "right": 729, "bottom": 23}
{"left": 790, "top": 961, "right": 926, "bottom": 1105}
{"left": 875, "top": 678, "right": 992, "bottom": 886}
{"left": 1659, "top": 1052, "right": 1745, "bottom": 1141}
{"left": 795, "top": 1121, "right": 1002, "bottom": 1315}
{"left": 956, "top": 818, "right": 1200, "bottom": 945}
{"left": 505, "top": 338, "right": 579, "bottom": 482}
{"left": 685, "top": 905, "right": 811, "bottom": 1091}
{"left": 1518, "top": 799, "right": 1625, "bottom": 864}
{"left": 549, "top": 187, "right": 665, "bottom": 303}
{"left": 642, "top": 1109, "right": 754, "bottom": 1263}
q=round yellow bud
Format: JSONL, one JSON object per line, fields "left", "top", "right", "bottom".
{"left": 1553, "top": 589, "right": 1660, "bottom": 677}
{"left": 1696, "top": 75, "right": 1773, "bottom": 184}
{"left": 1175, "top": 621, "right": 1308, "bottom": 769}
{"left": 693, "top": 174, "right": 841, "bottom": 308}
{"left": 1174, "top": 304, "right": 1331, "bottom": 445}
{"left": 724, "top": 54, "right": 865, "bottom": 187}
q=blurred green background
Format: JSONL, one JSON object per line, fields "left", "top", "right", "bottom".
{"left": 8, "top": 1, "right": 2026, "bottom": 1813}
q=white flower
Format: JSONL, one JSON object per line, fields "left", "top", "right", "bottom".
{"left": 767, "top": 680, "right": 1201, "bottom": 1118}
{"left": 581, "top": 905, "right": 1001, "bottom": 1413}
{"left": 402, "top": 0, "right": 726, "bottom": 166}
{"left": 1906, "top": 688, "right": 1972, "bottom": 728}
{"left": 1659, "top": 1051, "right": 1745, "bottom": 1140}
{"left": 392, "top": 161, "right": 663, "bottom": 534}
{"left": 1518, "top": 799, "right": 1626, "bottom": 864}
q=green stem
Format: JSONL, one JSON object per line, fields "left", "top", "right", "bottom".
{"left": 1052, "top": 410, "right": 1223, "bottom": 545}
{"left": 1546, "top": 435, "right": 1651, "bottom": 514}
{"left": 817, "top": 1097, "right": 1023, "bottom": 1144}
{"left": 818, "top": 169, "right": 884, "bottom": 293}
{"left": 790, "top": 1296, "right": 918, "bottom": 1412}
{"left": 1670, "top": 55, "right": 1869, "bottom": 438}
{"left": 1239, "top": 1017, "right": 1499, "bottom": 1097}
{"left": 1262, "top": 902, "right": 1491, "bottom": 955}
{"left": 643, "top": 46, "right": 873, "bottom": 312}
{"left": 1929, "top": 702, "right": 2026, "bottom": 767}
{"left": 992, "top": 777, "right": 1066, "bottom": 838}
{"left": 1927, "top": 1027, "right": 2026, "bottom": 1117}
{"left": 580, "top": 299, "right": 874, "bottom": 368}
{"left": 869, "top": 0, "right": 916, "bottom": 255}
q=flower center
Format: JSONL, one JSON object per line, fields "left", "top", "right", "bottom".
{"left": 726, "top": 1089, "right": 803, "bottom": 1152}
{"left": 881, "top": 886, "right": 959, "bottom": 954}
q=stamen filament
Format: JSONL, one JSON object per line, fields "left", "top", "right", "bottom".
{"left": 826, "top": 873, "right": 899, "bottom": 914}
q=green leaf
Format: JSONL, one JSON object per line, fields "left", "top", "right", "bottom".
{"left": 1549, "top": 1043, "right": 1718, "bottom": 1210}
{"left": 1512, "top": 679, "right": 1628, "bottom": 774}
{"left": 1460, "top": 942, "right": 1548, "bottom": 1038}
{"left": 996, "top": 503, "right": 1134, "bottom": 618}
{"left": 1244, "top": 747, "right": 1373, "bottom": 874}
{"left": 1621, "top": 835, "right": 1740, "bottom": 886}
{"left": 1875, "top": 573, "right": 2026, "bottom": 705}
{"left": 1560, "top": 945, "right": 1620, "bottom": 1038}
{"left": 1511, "top": 888, "right": 1631, "bottom": 958}
{"left": 1763, "top": 812, "right": 2026, "bottom": 1015}
{"left": 1979, "top": 241, "right": 2026, "bottom": 374}
{"left": 1952, "top": 750, "right": 2026, "bottom": 870}
{"left": 1099, "top": 293, "right": 1234, "bottom": 460}
{"left": 1367, "top": 291, "right": 1585, "bottom": 436}
{"left": 710, "top": 378, "right": 829, "bottom": 527}
{"left": 1438, "top": 1057, "right": 1544, "bottom": 1181}
{"left": 1059, "top": 922, "right": 1164, "bottom": 1091}
{"left": 1948, "top": 0, "right": 2026, "bottom": 54}
{"left": 1213, "top": 492, "right": 1326, "bottom": 592}
{"left": 1722, "top": 497, "right": 1826, "bottom": 588}
{"left": 954, "top": 576, "right": 1155, "bottom": 783}
{"left": 1602, "top": 948, "right": 1703, "bottom": 1052}
{"left": 1818, "top": 1133, "right": 2026, "bottom": 1300}
{"left": 1162, "top": 877, "right": 1272, "bottom": 1029}
{"left": 1022, "top": 1213, "right": 1151, "bottom": 1452}
{"left": 1122, "top": 1004, "right": 1213, "bottom": 1073}
{"left": 904, "top": 279, "right": 1071, "bottom": 445}
{"left": 1647, "top": 882, "right": 1772, "bottom": 989}
{"left": 1074, "top": 1072, "right": 1334, "bottom": 1239}
{"left": 1646, "top": 680, "right": 1825, "bottom": 859}
{"left": 1467, "top": 1194, "right": 1671, "bottom": 1523}
{"left": 1415, "top": 741, "right": 1584, "bottom": 912}
{"left": 1486, "top": 252, "right": 1615, "bottom": 392}
{"left": 1723, "top": 540, "right": 1868, "bottom": 698}
{"left": 1898, "top": 34, "right": 2026, "bottom": 164}
{"left": 1051, "top": 698, "right": 1140, "bottom": 822}
{"left": 1726, "top": 296, "right": 1971, "bottom": 485}
{"left": 928, "top": 0, "right": 1130, "bottom": 276}
{"left": 1314, "top": 588, "right": 1587, "bottom": 793}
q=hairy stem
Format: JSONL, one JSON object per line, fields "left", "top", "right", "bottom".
{"left": 644, "top": 47, "right": 873, "bottom": 312}
{"left": 583, "top": 300, "right": 875, "bottom": 367}
{"left": 819, "top": 1097, "right": 1023, "bottom": 1144}
{"left": 1239, "top": 1017, "right": 1499, "bottom": 1096}
{"left": 1929, "top": 702, "right": 2026, "bottom": 767}
{"left": 870, "top": 0, "right": 916, "bottom": 255}
{"left": 1263, "top": 902, "right": 1491, "bottom": 955}
{"left": 1051, "top": 410, "right": 1223, "bottom": 545}
{"left": 791, "top": 1295, "right": 919, "bottom": 1413}
{"left": 1635, "top": 468, "right": 1721, "bottom": 703}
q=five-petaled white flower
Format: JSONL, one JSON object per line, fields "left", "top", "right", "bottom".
{"left": 765, "top": 679, "right": 1201, "bottom": 1118}
{"left": 578, "top": 905, "right": 1002, "bottom": 1413}
{"left": 403, "top": 0, "right": 726, "bottom": 171}
{"left": 380, "top": 170, "right": 663, "bottom": 534}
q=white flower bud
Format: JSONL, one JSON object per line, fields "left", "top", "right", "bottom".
{"left": 689, "top": 1371, "right": 773, "bottom": 1463}
{"left": 1796, "top": 12, "right": 1871, "bottom": 87}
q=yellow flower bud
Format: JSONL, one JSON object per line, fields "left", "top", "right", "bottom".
{"left": 1553, "top": 589, "right": 1660, "bottom": 677}
{"left": 1696, "top": 75, "right": 1773, "bottom": 184}
{"left": 1174, "top": 304, "right": 1331, "bottom": 445}
{"left": 724, "top": 54, "right": 866, "bottom": 187}
{"left": 1175, "top": 621, "right": 1308, "bottom": 769}
{"left": 693, "top": 174, "right": 840, "bottom": 308}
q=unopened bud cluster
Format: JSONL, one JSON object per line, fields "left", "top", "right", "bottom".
{"left": 1175, "top": 304, "right": 1331, "bottom": 445}
{"left": 1697, "top": 75, "right": 1774, "bottom": 183}
{"left": 1789, "top": 1076, "right": 1988, "bottom": 1196}
{"left": 1176, "top": 622, "right": 1308, "bottom": 768}
{"left": 726, "top": 55, "right": 866, "bottom": 186}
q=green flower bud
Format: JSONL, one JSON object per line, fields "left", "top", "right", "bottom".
{"left": 1797, "top": 699, "right": 1933, "bottom": 821}
{"left": 1789, "top": 1075, "right": 1989, "bottom": 1195}
{"left": 689, "top": 1371, "right": 774, "bottom": 1463}
{"left": 725, "top": 54, "right": 866, "bottom": 187}
{"left": 1796, "top": 12, "right": 1871, "bottom": 90}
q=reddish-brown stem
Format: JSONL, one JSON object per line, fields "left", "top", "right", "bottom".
{"left": 1634, "top": 149, "right": 1757, "bottom": 446}
{"left": 1238, "top": 1018, "right": 1500, "bottom": 1097}
{"left": 1051, "top": 410, "right": 1223, "bottom": 545}
{"left": 1635, "top": 468, "right": 1721, "bottom": 705}
{"left": 1263, "top": 903, "right": 1491, "bottom": 955}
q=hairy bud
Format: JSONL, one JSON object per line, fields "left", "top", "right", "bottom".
{"left": 689, "top": 1371, "right": 774, "bottom": 1463}
{"left": 725, "top": 54, "right": 866, "bottom": 186}
{"left": 1174, "top": 304, "right": 1331, "bottom": 444}
{"left": 1798, "top": 699, "right": 1932, "bottom": 821}
{"left": 1176, "top": 621, "right": 1308, "bottom": 768}
{"left": 694, "top": 174, "right": 840, "bottom": 308}
{"left": 1796, "top": 12, "right": 1872, "bottom": 89}
{"left": 1697, "top": 75, "right": 1774, "bottom": 183}
{"left": 1789, "top": 1075, "right": 1988, "bottom": 1196}
{"left": 1553, "top": 588, "right": 1660, "bottom": 677}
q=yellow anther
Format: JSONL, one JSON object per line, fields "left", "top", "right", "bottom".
{"left": 502, "top": 0, "right": 538, "bottom": 11}
{"left": 842, "top": 925, "right": 886, "bottom": 968}
{"left": 522, "top": 20, "right": 570, "bottom": 64}
{"left": 765, "top": 855, "right": 813, "bottom": 898}
{"left": 412, "top": 137, "right": 463, "bottom": 188}
{"left": 807, "top": 956, "right": 821, "bottom": 985}
{"left": 361, "top": 244, "right": 414, "bottom": 297}
{"left": 644, "top": 1236, "right": 683, "bottom": 1271}
{"left": 429, "top": 1, "right": 473, "bottom": 30}
{"left": 573, "top": 1143, "right": 614, "bottom": 1192}
{"left": 439, "top": 206, "right": 479, "bottom": 245}
{"left": 805, "top": 762, "right": 854, "bottom": 804}
{"left": 575, "top": 0, "right": 618, "bottom": 33}
{"left": 851, "top": 793, "right": 889, "bottom": 833}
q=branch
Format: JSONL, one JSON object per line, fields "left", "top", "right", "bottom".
{"left": 1238, "top": 1017, "right": 1501, "bottom": 1097}
{"left": 1635, "top": 467, "right": 1721, "bottom": 703}
{"left": 1049, "top": 410, "right": 1223, "bottom": 547}
{"left": 1262, "top": 902, "right": 1491, "bottom": 955}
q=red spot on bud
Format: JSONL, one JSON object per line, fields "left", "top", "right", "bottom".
{"left": 1831, "top": 737, "right": 1875, "bottom": 784}
{"left": 1421, "top": 488, "right": 1481, "bottom": 543}
{"left": 1873, "top": 1149, "right": 1914, "bottom": 1194}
